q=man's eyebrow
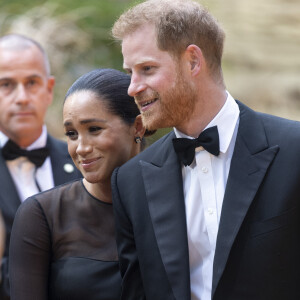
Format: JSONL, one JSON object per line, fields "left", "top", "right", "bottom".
{"left": 124, "top": 58, "right": 156, "bottom": 68}
{"left": 0, "top": 75, "right": 43, "bottom": 82}
{"left": 0, "top": 77, "right": 14, "bottom": 82}
{"left": 26, "top": 74, "right": 43, "bottom": 80}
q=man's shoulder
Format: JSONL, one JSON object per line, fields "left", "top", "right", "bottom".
{"left": 46, "top": 134, "right": 82, "bottom": 182}
{"left": 47, "top": 134, "right": 67, "bottom": 146}
{"left": 238, "top": 100, "right": 300, "bottom": 132}
{"left": 46, "top": 134, "right": 68, "bottom": 154}
{"left": 238, "top": 99, "right": 298, "bottom": 119}
{"left": 237, "top": 100, "right": 300, "bottom": 154}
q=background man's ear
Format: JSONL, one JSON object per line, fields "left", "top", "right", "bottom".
{"left": 46, "top": 76, "right": 56, "bottom": 105}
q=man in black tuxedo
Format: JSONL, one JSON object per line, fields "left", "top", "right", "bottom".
{"left": 0, "top": 34, "right": 82, "bottom": 299}
{"left": 111, "top": 1, "right": 300, "bottom": 299}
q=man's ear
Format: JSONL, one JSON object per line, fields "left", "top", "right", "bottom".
{"left": 184, "top": 44, "right": 203, "bottom": 76}
{"left": 134, "top": 114, "right": 146, "bottom": 138}
{"left": 46, "top": 76, "right": 55, "bottom": 105}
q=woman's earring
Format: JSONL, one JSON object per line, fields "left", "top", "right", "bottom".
{"left": 135, "top": 136, "right": 142, "bottom": 144}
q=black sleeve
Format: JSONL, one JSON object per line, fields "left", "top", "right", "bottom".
{"left": 9, "top": 198, "right": 51, "bottom": 300}
{"left": 0, "top": 257, "right": 10, "bottom": 300}
{"left": 111, "top": 168, "right": 146, "bottom": 300}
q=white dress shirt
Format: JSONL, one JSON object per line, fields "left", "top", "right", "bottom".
{"left": 174, "top": 92, "right": 240, "bottom": 300}
{"left": 0, "top": 126, "right": 54, "bottom": 202}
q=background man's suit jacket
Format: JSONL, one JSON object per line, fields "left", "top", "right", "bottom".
{"left": 0, "top": 134, "right": 82, "bottom": 300}
{"left": 112, "top": 101, "right": 300, "bottom": 300}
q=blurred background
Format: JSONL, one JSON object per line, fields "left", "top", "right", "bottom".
{"left": 1, "top": 0, "right": 300, "bottom": 143}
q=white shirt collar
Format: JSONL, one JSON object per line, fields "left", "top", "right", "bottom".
{"left": 0, "top": 125, "right": 48, "bottom": 150}
{"left": 174, "top": 91, "right": 239, "bottom": 154}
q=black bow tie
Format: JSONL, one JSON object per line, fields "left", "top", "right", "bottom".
{"left": 1, "top": 139, "right": 49, "bottom": 168}
{"left": 172, "top": 126, "right": 220, "bottom": 166}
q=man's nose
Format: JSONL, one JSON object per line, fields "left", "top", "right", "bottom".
{"left": 128, "top": 74, "right": 147, "bottom": 97}
{"left": 15, "top": 84, "right": 29, "bottom": 105}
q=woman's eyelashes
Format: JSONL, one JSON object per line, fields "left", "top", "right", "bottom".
{"left": 65, "top": 126, "right": 103, "bottom": 140}
{"left": 89, "top": 126, "right": 103, "bottom": 134}
{"left": 65, "top": 130, "right": 78, "bottom": 140}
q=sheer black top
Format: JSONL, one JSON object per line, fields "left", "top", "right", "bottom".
{"left": 9, "top": 179, "right": 121, "bottom": 300}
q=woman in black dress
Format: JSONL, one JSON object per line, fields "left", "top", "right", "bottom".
{"left": 9, "top": 68, "right": 147, "bottom": 300}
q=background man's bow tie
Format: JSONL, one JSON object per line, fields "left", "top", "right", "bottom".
{"left": 172, "top": 126, "right": 220, "bottom": 166}
{"left": 2, "top": 139, "right": 49, "bottom": 168}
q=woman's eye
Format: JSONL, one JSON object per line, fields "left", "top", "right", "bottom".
{"left": 89, "top": 126, "right": 102, "bottom": 133}
{"left": 65, "top": 131, "right": 78, "bottom": 140}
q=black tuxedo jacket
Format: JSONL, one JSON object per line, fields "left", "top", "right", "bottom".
{"left": 112, "top": 101, "right": 300, "bottom": 300}
{"left": 0, "top": 134, "right": 82, "bottom": 300}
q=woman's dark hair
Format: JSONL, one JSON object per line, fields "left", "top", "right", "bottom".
{"left": 64, "top": 68, "right": 139, "bottom": 126}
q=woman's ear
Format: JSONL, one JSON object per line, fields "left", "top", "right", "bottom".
{"left": 133, "top": 114, "right": 146, "bottom": 138}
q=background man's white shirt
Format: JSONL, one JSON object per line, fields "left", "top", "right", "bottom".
{"left": 0, "top": 125, "right": 54, "bottom": 202}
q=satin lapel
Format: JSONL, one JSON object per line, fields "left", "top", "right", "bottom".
{"left": 0, "top": 154, "right": 21, "bottom": 215}
{"left": 140, "top": 132, "right": 191, "bottom": 300}
{"left": 212, "top": 102, "right": 279, "bottom": 297}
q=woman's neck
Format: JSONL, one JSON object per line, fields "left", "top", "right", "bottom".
{"left": 83, "top": 179, "right": 112, "bottom": 203}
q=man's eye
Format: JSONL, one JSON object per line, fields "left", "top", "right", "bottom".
{"left": 1, "top": 82, "right": 10, "bottom": 87}
{"left": 0, "top": 81, "right": 15, "bottom": 91}
{"left": 26, "top": 79, "right": 38, "bottom": 87}
{"left": 125, "top": 69, "right": 132, "bottom": 76}
{"left": 143, "top": 66, "right": 152, "bottom": 72}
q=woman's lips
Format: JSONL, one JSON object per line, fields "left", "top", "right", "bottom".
{"left": 81, "top": 157, "right": 100, "bottom": 170}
